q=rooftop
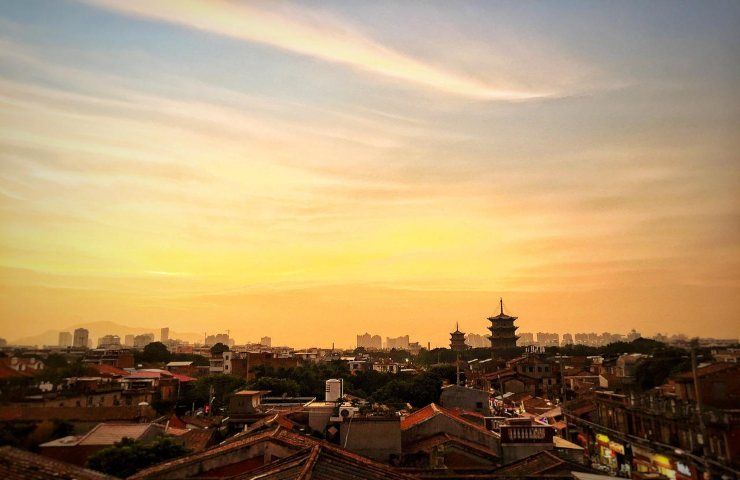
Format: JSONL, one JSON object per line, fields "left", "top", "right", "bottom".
{"left": 0, "top": 445, "right": 115, "bottom": 480}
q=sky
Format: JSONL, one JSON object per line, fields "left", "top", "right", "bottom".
{"left": 0, "top": 1, "right": 739, "bottom": 347}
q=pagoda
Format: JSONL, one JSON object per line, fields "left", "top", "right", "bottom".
{"left": 488, "top": 298, "right": 519, "bottom": 355}
{"left": 450, "top": 323, "right": 467, "bottom": 352}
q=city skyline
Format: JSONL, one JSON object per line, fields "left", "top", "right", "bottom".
{"left": 1, "top": 1, "right": 739, "bottom": 346}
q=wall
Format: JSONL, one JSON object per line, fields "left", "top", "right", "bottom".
{"left": 339, "top": 418, "right": 401, "bottom": 462}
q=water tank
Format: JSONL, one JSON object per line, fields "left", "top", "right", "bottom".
{"left": 325, "top": 378, "right": 343, "bottom": 402}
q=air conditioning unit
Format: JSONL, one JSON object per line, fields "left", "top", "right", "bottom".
{"left": 338, "top": 403, "right": 358, "bottom": 419}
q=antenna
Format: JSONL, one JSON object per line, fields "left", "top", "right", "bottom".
{"left": 500, "top": 297, "right": 504, "bottom": 315}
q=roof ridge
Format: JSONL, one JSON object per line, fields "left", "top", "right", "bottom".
{"left": 296, "top": 444, "right": 321, "bottom": 480}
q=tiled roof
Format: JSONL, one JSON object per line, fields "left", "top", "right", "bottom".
{"left": 124, "top": 370, "right": 172, "bottom": 379}
{"left": 128, "top": 427, "right": 314, "bottom": 479}
{"left": 179, "top": 428, "right": 215, "bottom": 452}
{"left": 400, "top": 403, "right": 494, "bottom": 436}
{"left": 78, "top": 423, "right": 162, "bottom": 446}
{"left": 0, "top": 363, "right": 34, "bottom": 379}
{"left": 88, "top": 364, "right": 129, "bottom": 377}
{"left": 675, "top": 362, "right": 738, "bottom": 380}
{"left": 0, "top": 445, "right": 115, "bottom": 480}
{"left": 234, "top": 443, "right": 416, "bottom": 480}
{"left": 404, "top": 433, "right": 498, "bottom": 459}
{"left": 170, "top": 373, "right": 197, "bottom": 383}
{"left": 490, "top": 450, "right": 566, "bottom": 476}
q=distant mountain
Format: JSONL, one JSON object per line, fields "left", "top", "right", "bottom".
{"left": 10, "top": 320, "right": 202, "bottom": 347}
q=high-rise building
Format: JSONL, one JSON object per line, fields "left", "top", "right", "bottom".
{"left": 260, "top": 336, "right": 271, "bottom": 347}
{"left": 450, "top": 323, "right": 467, "bottom": 352}
{"left": 488, "top": 298, "right": 519, "bottom": 355}
{"left": 161, "top": 327, "right": 169, "bottom": 342}
{"left": 124, "top": 334, "right": 134, "bottom": 347}
{"left": 536, "top": 332, "right": 560, "bottom": 347}
{"left": 98, "top": 335, "right": 121, "bottom": 349}
{"left": 562, "top": 333, "right": 574, "bottom": 346}
{"left": 133, "top": 333, "right": 155, "bottom": 348}
{"left": 356, "top": 333, "right": 382, "bottom": 350}
{"left": 73, "top": 328, "right": 89, "bottom": 348}
{"left": 517, "top": 332, "right": 535, "bottom": 346}
{"left": 58, "top": 331, "right": 72, "bottom": 347}
{"left": 385, "top": 335, "right": 410, "bottom": 350}
{"left": 465, "top": 333, "right": 489, "bottom": 348}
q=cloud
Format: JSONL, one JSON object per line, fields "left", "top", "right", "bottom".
{"left": 79, "top": 0, "right": 551, "bottom": 101}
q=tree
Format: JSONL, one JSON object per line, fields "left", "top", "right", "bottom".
{"left": 187, "top": 374, "right": 247, "bottom": 409}
{"left": 87, "top": 436, "right": 189, "bottom": 477}
{"left": 251, "top": 377, "right": 300, "bottom": 397}
{"left": 141, "top": 342, "right": 171, "bottom": 363}
{"left": 210, "top": 342, "right": 229, "bottom": 357}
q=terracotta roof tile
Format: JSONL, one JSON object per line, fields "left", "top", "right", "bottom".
{"left": 0, "top": 445, "right": 116, "bottom": 480}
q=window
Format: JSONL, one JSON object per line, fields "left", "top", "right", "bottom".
{"left": 476, "top": 402, "right": 483, "bottom": 409}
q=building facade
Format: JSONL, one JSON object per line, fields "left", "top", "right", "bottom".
{"left": 73, "top": 328, "right": 89, "bottom": 348}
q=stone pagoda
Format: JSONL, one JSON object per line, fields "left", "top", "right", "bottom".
{"left": 488, "top": 298, "right": 519, "bottom": 356}
{"left": 450, "top": 323, "right": 467, "bottom": 352}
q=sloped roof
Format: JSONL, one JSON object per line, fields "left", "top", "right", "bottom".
{"left": 0, "top": 445, "right": 115, "bottom": 480}
{"left": 88, "top": 364, "right": 129, "bottom": 377}
{"left": 78, "top": 422, "right": 162, "bottom": 446}
{"left": 179, "top": 428, "right": 215, "bottom": 452}
{"left": 234, "top": 443, "right": 415, "bottom": 480}
{"left": 0, "top": 363, "right": 34, "bottom": 379}
{"left": 404, "top": 433, "right": 498, "bottom": 459}
{"left": 170, "top": 373, "right": 197, "bottom": 383}
{"left": 128, "top": 427, "right": 314, "bottom": 479}
{"left": 491, "top": 450, "right": 567, "bottom": 476}
{"left": 675, "top": 362, "right": 738, "bottom": 380}
{"left": 400, "top": 403, "right": 494, "bottom": 437}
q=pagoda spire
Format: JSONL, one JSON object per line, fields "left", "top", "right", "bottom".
{"left": 500, "top": 297, "right": 503, "bottom": 315}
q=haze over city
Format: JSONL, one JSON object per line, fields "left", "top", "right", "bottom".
{"left": 1, "top": 1, "right": 739, "bottom": 347}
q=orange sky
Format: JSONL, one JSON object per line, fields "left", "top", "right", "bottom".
{"left": 0, "top": 1, "right": 738, "bottom": 347}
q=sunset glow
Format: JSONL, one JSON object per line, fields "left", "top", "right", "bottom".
{"left": 1, "top": 1, "right": 738, "bottom": 347}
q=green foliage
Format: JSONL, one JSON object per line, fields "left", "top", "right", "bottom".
{"left": 87, "top": 436, "right": 189, "bottom": 477}
{"left": 370, "top": 371, "right": 444, "bottom": 408}
{"left": 51, "top": 420, "right": 74, "bottom": 439}
{"left": 250, "top": 376, "right": 300, "bottom": 396}
{"left": 0, "top": 422, "right": 36, "bottom": 448}
{"left": 633, "top": 347, "right": 691, "bottom": 391}
{"left": 37, "top": 357, "right": 94, "bottom": 388}
{"left": 209, "top": 342, "right": 229, "bottom": 357}
{"left": 186, "top": 374, "right": 247, "bottom": 409}
{"left": 141, "top": 342, "right": 171, "bottom": 363}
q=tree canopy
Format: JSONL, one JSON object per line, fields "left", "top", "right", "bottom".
{"left": 210, "top": 342, "right": 229, "bottom": 357}
{"left": 87, "top": 436, "right": 189, "bottom": 477}
{"left": 140, "top": 342, "right": 171, "bottom": 363}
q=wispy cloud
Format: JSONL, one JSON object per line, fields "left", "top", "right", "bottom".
{"left": 79, "top": 0, "right": 551, "bottom": 100}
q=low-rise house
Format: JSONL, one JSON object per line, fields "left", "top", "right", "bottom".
{"left": 121, "top": 369, "right": 179, "bottom": 403}
{"left": 39, "top": 422, "right": 165, "bottom": 466}
{"left": 439, "top": 384, "right": 492, "bottom": 415}
{"left": 1, "top": 356, "right": 45, "bottom": 373}
{"left": 400, "top": 403, "right": 500, "bottom": 454}
{"left": 165, "top": 360, "right": 197, "bottom": 376}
